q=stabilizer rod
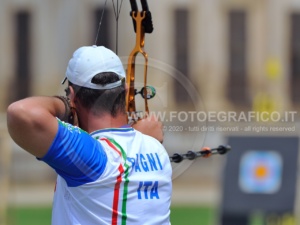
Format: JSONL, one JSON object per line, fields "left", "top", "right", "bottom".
{"left": 170, "top": 145, "right": 231, "bottom": 163}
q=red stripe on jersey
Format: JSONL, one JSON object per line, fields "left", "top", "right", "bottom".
{"left": 111, "top": 164, "right": 125, "bottom": 225}
{"left": 100, "top": 138, "right": 122, "bottom": 156}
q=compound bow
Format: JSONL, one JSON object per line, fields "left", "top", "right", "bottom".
{"left": 98, "top": 0, "right": 231, "bottom": 162}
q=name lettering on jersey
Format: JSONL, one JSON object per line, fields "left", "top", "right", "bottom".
{"left": 137, "top": 181, "right": 159, "bottom": 199}
{"left": 127, "top": 153, "right": 163, "bottom": 173}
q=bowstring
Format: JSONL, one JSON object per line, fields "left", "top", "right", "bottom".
{"left": 112, "top": 0, "right": 124, "bottom": 20}
{"left": 111, "top": 0, "right": 124, "bottom": 54}
{"left": 94, "top": 0, "right": 124, "bottom": 54}
{"left": 94, "top": 0, "right": 108, "bottom": 46}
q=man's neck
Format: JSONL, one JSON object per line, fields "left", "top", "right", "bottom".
{"left": 78, "top": 110, "right": 128, "bottom": 133}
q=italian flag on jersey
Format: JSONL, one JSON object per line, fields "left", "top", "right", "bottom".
{"left": 100, "top": 137, "right": 130, "bottom": 225}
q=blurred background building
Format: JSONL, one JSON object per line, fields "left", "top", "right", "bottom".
{"left": 1, "top": 0, "right": 300, "bottom": 224}
{"left": 1, "top": 0, "right": 300, "bottom": 112}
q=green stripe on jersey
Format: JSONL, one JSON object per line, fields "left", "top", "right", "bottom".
{"left": 108, "top": 138, "right": 130, "bottom": 225}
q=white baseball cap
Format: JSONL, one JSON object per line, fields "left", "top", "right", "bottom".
{"left": 62, "top": 45, "right": 125, "bottom": 89}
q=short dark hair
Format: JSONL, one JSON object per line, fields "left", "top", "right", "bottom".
{"left": 69, "top": 72, "right": 126, "bottom": 117}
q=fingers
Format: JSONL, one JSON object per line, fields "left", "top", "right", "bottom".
{"left": 132, "top": 115, "right": 164, "bottom": 143}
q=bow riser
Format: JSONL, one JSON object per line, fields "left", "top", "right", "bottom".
{"left": 126, "top": 10, "right": 149, "bottom": 122}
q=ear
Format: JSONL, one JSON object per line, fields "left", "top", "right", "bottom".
{"left": 68, "top": 86, "right": 76, "bottom": 103}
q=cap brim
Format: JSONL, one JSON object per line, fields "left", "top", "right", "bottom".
{"left": 61, "top": 77, "right": 67, "bottom": 85}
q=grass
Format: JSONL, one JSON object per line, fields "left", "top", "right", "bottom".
{"left": 7, "top": 206, "right": 52, "bottom": 225}
{"left": 171, "top": 205, "right": 216, "bottom": 225}
{"left": 6, "top": 205, "right": 215, "bottom": 225}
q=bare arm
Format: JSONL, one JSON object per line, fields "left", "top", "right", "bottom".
{"left": 7, "top": 96, "right": 66, "bottom": 158}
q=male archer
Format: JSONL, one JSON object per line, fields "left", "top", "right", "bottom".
{"left": 7, "top": 45, "right": 172, "bottom": 225}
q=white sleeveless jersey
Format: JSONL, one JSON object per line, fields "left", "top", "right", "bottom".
{"left": 51, "top": 127, "right": 172, "bottom": 225}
